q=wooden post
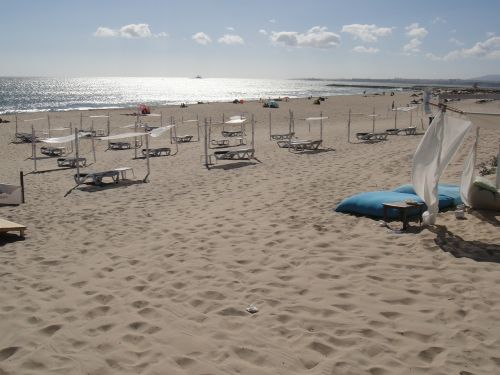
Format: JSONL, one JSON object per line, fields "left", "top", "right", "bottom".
{"left": 20, "top": 171, "right": 25, "bottom": 203}
{"left": 91, "top": 120, "right": 96, "bottom": 163}
{"left": 47, "top": 113, "right": 51, "bottom": 137}
{"left": 80, "top": 112, "right": 83, "bottom": 131}
{"left": 69, "top": 123, "right": 74, "bottom": 153}
{"left": 372, "top": 107, "right": 375, "bottom": 133}
{"left": 144, "top": 134, "right": 150, "bottom": 183}
{"left": 134, "top": 118, "right": 138, "bottom": 159}
{"left": 269, "top": 111, "right": 272, "bottom": 140}
{"left": 394, "top": 107, "right": 397, "bottom": 129}
{"left": 204, "top": 118, "right": 209, "bottom": 169}
{"left": 197, "top": 114, "right": 200, "bottom": 142}
{"left": 347, "top": 109, "right": 351, "bottom": 143}
{"left": 320, "top": 111, "right": 323, "bottom": 141}
{"left": 32, "top": 125, "right": 37, "bottom": 172}
{"left": 251, "top": 114, "right": 255, "bottom": 150}
{"left": 75, "top": 131, "right": 80, "bottom": 182}
{"left": 15, "top": 114, "right": 18, "bottom": 136}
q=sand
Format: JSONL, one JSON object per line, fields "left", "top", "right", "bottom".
{"left": 0, "top": 93, "right": 499, "bottom": 375}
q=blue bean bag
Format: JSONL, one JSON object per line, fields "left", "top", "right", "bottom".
{"left": 393, "top": 184, "right": 462, "bottom": 205}
{"left": 335, "top": 190, "right": 455, "bottom": 219}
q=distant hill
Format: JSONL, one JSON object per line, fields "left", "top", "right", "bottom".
{"left": 472, "top": 74, "right": 500, "bottom": 82}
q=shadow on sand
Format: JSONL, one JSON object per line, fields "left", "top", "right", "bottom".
{"left": 430, "top": 224, "right": 500, "bottom": 263}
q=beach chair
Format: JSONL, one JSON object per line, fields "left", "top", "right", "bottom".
{"left": 288, "top": 139, "right": 322, "bottom": 152}
{"left": 213, "top": 148, "right": 255, "bottom": 160}
{"left": 271, "top": 132, "right": 295, "bottom": 141}
{"left": 221, "top": 130, "right": 243, "bottom": 137}
{"left": 173, "top": 135, "right": 193, "bottom": 143}
{"left": 0, "top": 218, "right": 26, "bottom": 238}
{"left": 398, "top": 126, "right": 417, "bottom": 135}
{"left": 211, "top": 139, "right": 230, "bottom": 147}
{"left": 109, "top": 141, "right": 131, "bottom": 150}
{"left": 385, "top": 129, "right": 400, "bottom": 136}
{"left": 142, "top": 147, "right": 171, "bottom": 157}
{"left": 15, "top": 132, "right": 39, "bottom": 143}
{"left": 57, "top": 157, "right": 87, "bottom": 168}
{"left": 356, "top": 132, "right": 388, "bottom": 142}
{"left": 40, "top": 146, "right": 65, "bottom": 157}
{"left": 74, "top": 170, "right": 120, "bottom": 185}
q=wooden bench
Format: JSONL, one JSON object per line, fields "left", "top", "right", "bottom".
{"left": 142, "top": 147, "right": 171, "bottom": 157}
{"left": 0, "top": 218, "right": 26, "bottom": 238}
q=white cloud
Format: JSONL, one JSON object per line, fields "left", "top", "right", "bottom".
{"left": 218, "top": 34, "right": 244, "bottom": 45}
{"left": 405, "top": 23, "right": 428, "bottom": 39}
{"left": 94, "top": 27, "right": 117, "bottom": 38}
{"left": 341, "top": 24, "right": 393, "bottom": 43}
{"left": 403, "top": 38, "right": 422, "bottom": 52}
{"left": 226, "top": 26, "right": 234, "bottom": 31}
{"left": 269, "top": 19, "right": 276, "bottom": 23}
{"left": 93, "top": 23, "right": 166, "bottom": 39}
{"left": 426, "top": 37, "right": 500, "bottom": 61}
{"left": 258, "top": 29, "right": 267, "bottom": 35}
{"left": 449, "top": 37, "right": 464, "bottom": 46}
{"left": 486, "top": 31, "right": 496, "bottom": 37}
{"left": 353, "top": 46, "right": 379, "bottom": 53}
{"left": 432, "top": 17, "right": 446, "bottom": 24}
{"left": 271, "top": 26, "right": 340, "bottom": 49}
{"left": 192, "top": 32, "right": 212, "bottom": 45}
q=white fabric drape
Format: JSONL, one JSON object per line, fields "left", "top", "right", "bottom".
{"left": 41, "top": 132, "right": 91, "bottom": 143}
{"left": 149, "top": 125, "right": 174, "bottom": 138}
{"left": 412, "top": 110, "right": 473, "bottom": 224}
{"left": 98, "top": 132, "right": 147, "bottom": 140}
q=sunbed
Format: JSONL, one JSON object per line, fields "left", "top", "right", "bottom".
{"left": 221, "top": 130, "right": 243, "bottom": 137}
{"left": 40, "top": 146, "right": 65, "bottom": 157}
{"left": 15, "top": 132, "right": 39, "bottom": 143}
{"left": 142, "top": 147, "right": 171, "bottom": 157}
{"left": 173, "top": 135, "right": 193, "bottom": 143}
{"left": 356, "top": 132, "right": 388, "bottom": 141}
{"left": 214, "top": 148, "right": 255, "bottom": 160}
{"left": 57, "top": 157, "right": 87, "bottom": 168}
{"left": 74, "top": 170, "right": 120, "bottom": 185}
{"left": 271, "top": 132, "right": 295, "bottom": 140}
{"left": 109, "top": 141, "right": 131, "bottom": 150}
{"left": 211, "top": 139, "right": 230, "bottom": 147}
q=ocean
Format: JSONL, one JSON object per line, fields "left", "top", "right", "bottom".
{"left": 0, "top": 77, "right": 396, "bottom": 114}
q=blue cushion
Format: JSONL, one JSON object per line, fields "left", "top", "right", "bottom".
{"left": 393, "top": 184, "right": 462, "bottom": 205}
{"left": 335, "top": 191, "right": 455, "bottom": 218}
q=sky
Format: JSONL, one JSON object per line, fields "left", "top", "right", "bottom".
{"left": 1, "top": 0, "right": 499, "bottom": 79}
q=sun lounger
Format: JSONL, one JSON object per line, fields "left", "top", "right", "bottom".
{"left": 213, "top": 148, "right": 255, "bottom": 160}
{"left": 288, "top": 139, "right": 322, "bottom": 151}
{"left": 40, "top": 146, "right": 65, "bottom": 157}
{"left": 74, "top": 170, "right": 120, "bottom": 185}
{"left": 221, "top": 130, "right": 243, "bottom": 137}
{"left": 78, "top": 129, "right": 96, "bottom": 137}
{"left": 211, "top": 139, "right": 230, "bottom": 147}
{"left": 142, "top": 147, "right": 171, "bottom": 157}
{"left": 57, "top": 157, "right": 87, "bottom": 168}
{"left": 385, "top": 129, "right": 400, "bottom": 135}
{"left": 173, "top": 135, "right": 193, "bottom": 143}
{"left": 15, "top": 132, "right": 39, "bottom": 143}
{"left": 399, "top": 126, "right": 417, "bottom": 135}
{"left": 0, "top": 218, "right": 26, "bottom": 238}
{"left": 271, "top": 132, "right": 295, "bottom": 140}
{"left": 356, "top": 132, "right": 388, "bottom": 141}
{"left": 109, "top": 141, "right": 131, "bottom": 150}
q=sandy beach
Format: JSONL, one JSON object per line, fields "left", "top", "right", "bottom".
{"left": 1, "top": 92, "right": 499, "bottom": 375}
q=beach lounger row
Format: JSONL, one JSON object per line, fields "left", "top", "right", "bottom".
{"left": 41, "top": 146, "right": 65, "bottom": 157}
{"left": 142, "top": 147, "right": 171, "bottom": 157}
{"left": 214, "top": 148, "right": 255, "bottom": 160}
{"left": 356, "top": 132, "right": 388, "bottom": 141}
{"left": 211, "top": 139, "right": 230, "bottom": 147}
{"left": 57, "top": 157, "right": 87, "bottom": 168}
{"left": 277, "top": 139, "right": 323, "bottom": 151}
{"left": 386, "top": 126, "right": 417, "bottom": 136}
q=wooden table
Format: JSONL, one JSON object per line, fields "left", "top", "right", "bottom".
{"left": 382, "top": 201, "right": 424, "bottom": 230}
{"left": 0, "top": 218, "right": 26, "bottom": 238}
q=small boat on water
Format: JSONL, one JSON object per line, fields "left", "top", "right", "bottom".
{"left": 195, "top": 75, "right": 202, "bottom": 79}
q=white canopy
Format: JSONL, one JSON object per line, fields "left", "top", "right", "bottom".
{"left": 225, "top": 118, "right": 246, "bottom": 124}
{"left": 89, "top": 115, "right": 109, "bottom": 118}
{"left": 149, "top": 125, "right": 175, "bottom": 138}
{"left": 98, "top": 132, "right": 147, "bottom": 140}
{"left": 304, "top": 116, "right": 328, "bottom": 121}
{"left": 23, "top": 117, "right": 45, "bottom": 122}
{"left": 41, "top": 132, "right": 91, "bottom": 144}
{"left": 393, "top": 106, "right": 416, "bottom": 112}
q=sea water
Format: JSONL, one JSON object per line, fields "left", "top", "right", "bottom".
{"left": 0, "top": 77, "right": 395, "bottom": 114}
